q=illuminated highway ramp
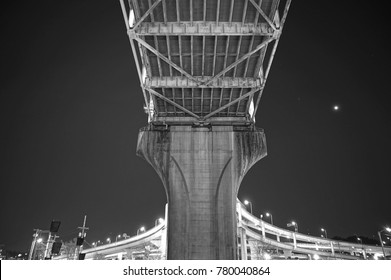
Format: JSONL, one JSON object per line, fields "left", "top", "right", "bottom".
{"left": 53, "top": 202, "right": 390, "bottom": 260}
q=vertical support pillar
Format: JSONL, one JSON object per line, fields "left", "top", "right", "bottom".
{"left": 137, "top": 125, "right": 266, "bottom": 259}
{"left": 261, "top": 221, "right": 266, "bottom": 239}
{"left": 293, "top": 233, "right": 297, "bottom": 249}
{"left": 44, "top": 232, "right": 52, "bottom": 259}
{"left": 240, "top": 227, "right": 248, "bottom": 260}
{"left": 160, "top": 203, "right": 168, "bottom": 260}
{"left": 28, "top": 229, "right": 40, "bottom": 260}
{"left": 330, "top": 242, "right": 335, "bottom": 256}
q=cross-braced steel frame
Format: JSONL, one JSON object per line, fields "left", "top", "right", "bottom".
{"left": 119, "top": 0, "right": 291, "bottom": 126}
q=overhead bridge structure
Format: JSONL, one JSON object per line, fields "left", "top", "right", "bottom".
{"left": 119, "top": 0, "right": 291, "bottom": 125}
{"left": 53, "top": 203, "right": 391, "bottom": 260}
{"left": 118, "top": 0, "right": 291, "bottom": 259}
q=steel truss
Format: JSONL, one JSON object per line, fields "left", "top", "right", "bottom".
{"left": 119, "top": 0, "right": 292, "bottom": 125}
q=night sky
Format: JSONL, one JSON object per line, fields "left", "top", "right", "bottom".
{"left": 1, "top": 1, "right": 390, "bottom": 252}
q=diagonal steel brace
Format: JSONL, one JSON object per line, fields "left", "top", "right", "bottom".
{"left": 249, "top": 0, "right": 277, "bottom": 31}
{"left": 202, "top": 36, "right": 275, "bottom": 86}
{"left": 132, "top": 0, "right": 162, "bottom": 30}
{"left": 134, "top": 37, "right": 202, "bottom": 86}
{"left": 202, "top": 87, "right": 262, "bottom": 120}
{"left": 145, "top": 87, "right": 201, "bottom": 119}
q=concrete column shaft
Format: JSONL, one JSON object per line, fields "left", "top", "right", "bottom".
{"left": 136, "top": 126, "right": 266, "bottom": 259}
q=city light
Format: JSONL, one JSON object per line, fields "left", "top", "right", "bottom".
{"left": 321, "top": 228, "right": 328, "bottom": 239}
{"left": 265, "top": 212, "right": 274, "bottom": 225}
{"left": 378, "top": 226, "right": 391, "bottom": 258}
{"left": 287, "top": 221, "right": 298, "bottom": 232}
{"left": 155, "top": 218, "right": 164, "bottom": 226}
{"left": 137, "top": 227, "right": 146, "bottom": 235}
{"left": 244, "top": 200, "right": 253, "bottom": 214}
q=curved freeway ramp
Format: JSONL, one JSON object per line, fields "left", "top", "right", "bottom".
{"left": 53, "top": 201, "right": 390, "bottom": 260}
{"left": 238, "top": 202, "right": 391, "bottom": 260}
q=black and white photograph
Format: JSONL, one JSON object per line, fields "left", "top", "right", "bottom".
{"left": 1, "top": 0, "right": 390, "bottom": 275}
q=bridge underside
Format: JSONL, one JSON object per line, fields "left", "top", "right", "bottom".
{"left": 120, "top": 0, "right": 291, "bottom": 126}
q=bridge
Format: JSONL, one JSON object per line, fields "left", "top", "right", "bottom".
{"left": 119, "top": 0, "right": 290, "bottom": 126}
{"left": 117, "top": 0, "right": 293, "bottom": 260}
{"left": 53, "top": 202, "right": 391, "bottom": 260}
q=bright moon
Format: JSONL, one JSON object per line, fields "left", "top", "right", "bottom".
{"left": 333, "top": 105, "right": 339, "bottom": 111}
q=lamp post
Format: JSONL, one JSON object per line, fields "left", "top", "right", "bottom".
{"left": 244, "top": 200, "right": 253, "bottom": 214}
{"left": 378, "top": 227, "right": 391, "bottom": 259}
{"left": 106, "top": 238, "right": 111, "bottom": 244}
{"left": 28, "top": 230, "right": 41, "bottom": 260}
{"left": 266, "top": 212, "right": 273, "bottom": 225}
{"left": 292, "top": 221, "right": 298, "bottom": 232}
{"left": 288, "top": 221, "right": 298, "bottom": 232}
{"left": 137, "top": 226, "right": 145, "bottom": 235}
{"left": 321, "top": 228, "right": 328, "bottom": 239}
{"left": 115, "top": 234, "right": 121, "bottom": 243}
{"left": 155, "top": 218, "right": 164, "bottom": 226}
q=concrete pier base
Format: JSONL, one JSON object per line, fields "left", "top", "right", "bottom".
{"left": 136, "top": 126, "right": 266, "bottom": 259}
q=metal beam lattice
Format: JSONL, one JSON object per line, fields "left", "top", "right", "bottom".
{"left": 119, "top": 0, "right": 292, "bottom": 124}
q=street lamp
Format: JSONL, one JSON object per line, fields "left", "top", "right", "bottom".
{"left": 106, "top": 238, "right": 111, "bottom": 244}
{"left": 265, "top": 212, "right": 273, "bottom": 225}
{"left": 292, "top": 221, "right": 298, "bottom": 232}
{"left": 378, "top": 227, "right": 391, "bottom": 259}
{"left": 137, "top": 226, "right": 145, "bottom": 235}
{"left": 155, "top": 218, "right": 164, "bottom": 226}
{"left": 244, "top": 200, "right": 253, "bottom": 214}
{"left": 321, "top": 228, "right": 328, "bottom": 239}
{"left": 287, "top": 221, "right": 298, "bottom": 232}
{"left": 115, "top": 234, "right": 121, "bottom": 243}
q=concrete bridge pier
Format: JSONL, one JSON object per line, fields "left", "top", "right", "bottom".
{"left": 136, "top": 125, "right": 267, "bottom": 259}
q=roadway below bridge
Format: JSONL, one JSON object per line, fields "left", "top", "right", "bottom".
{"left": 53, "top": 200, "right": 390, "bottom": 260}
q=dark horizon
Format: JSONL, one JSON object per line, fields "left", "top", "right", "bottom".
{"left": 1, "top": 0, "right": 390, "bottom": 253}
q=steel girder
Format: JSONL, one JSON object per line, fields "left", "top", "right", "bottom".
{"left": 119, "top": 0, "right": 292, "bottom": 125}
